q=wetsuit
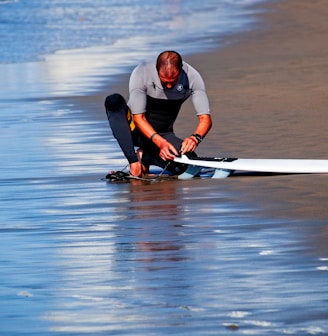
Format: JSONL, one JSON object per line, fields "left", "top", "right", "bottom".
{"left": 105, "top": 93, "right": 140, "bottom": 164}
{"left": 105, "top": 60, "right": 210, "bottom": 173}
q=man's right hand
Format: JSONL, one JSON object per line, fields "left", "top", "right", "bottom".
{"left": 156, "top": 138, "right": 179, "bottom": 161}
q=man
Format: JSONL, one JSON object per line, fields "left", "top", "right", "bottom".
{"left": 105, "top": 50, "right": 212, "bottom": 177}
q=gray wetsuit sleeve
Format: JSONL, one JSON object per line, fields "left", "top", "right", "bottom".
{"left": 128, "top": 64, "right": 148, "bottom": 115}
{"left": 187, "top": 64, "right": 211, "bottom": 115}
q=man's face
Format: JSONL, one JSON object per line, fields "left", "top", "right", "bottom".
{"left": 158, "top": 68, "right": 180, "bottom": 89}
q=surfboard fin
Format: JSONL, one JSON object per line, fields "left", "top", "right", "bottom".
{"left": 178, "top": 165, "right": 202, "bottom": 179}
{"left": 212, "top": 169, "right": 233, "bottom": 179}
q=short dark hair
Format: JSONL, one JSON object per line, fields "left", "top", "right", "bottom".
{"left": 156, "top": 50, "right": 183, "bottom": 72}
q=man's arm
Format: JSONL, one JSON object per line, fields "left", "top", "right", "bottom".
{"left": 178, "top": 64, "right": 212, "bottom": 154}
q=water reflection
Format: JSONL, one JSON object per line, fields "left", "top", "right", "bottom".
{"left": 38, "top": 179, "right": 241, "bottom": 334}
{"left": 37, "top": 178, "right": 326, "bottom": 335}
{"left": 1, "top": 167, "right": 327, "bottom": 335}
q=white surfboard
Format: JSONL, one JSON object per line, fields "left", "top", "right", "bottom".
{"left": 174, "top": 155, "right": 328, "bottom": 179}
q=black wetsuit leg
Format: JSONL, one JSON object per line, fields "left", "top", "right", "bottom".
{"left": 105, "top": 94, "right": 139, "bottom": 164}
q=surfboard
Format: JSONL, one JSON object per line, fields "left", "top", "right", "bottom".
{"left": 174, "top": 155, "right": 328, "bottom": 179}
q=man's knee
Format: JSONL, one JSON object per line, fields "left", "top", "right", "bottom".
{"left": 105, "top": 93, "right": 127, "bottom": 112}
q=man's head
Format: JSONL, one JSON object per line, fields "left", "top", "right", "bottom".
{"left": 156, "top": 50, "right": 183, "bottom": 89}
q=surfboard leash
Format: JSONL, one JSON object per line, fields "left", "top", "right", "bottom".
{"left": 105, "top": 161, "right": 172, "bottom": 182}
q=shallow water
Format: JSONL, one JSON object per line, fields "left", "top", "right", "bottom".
{"left": 1, "top": 99, "right": 328, "bottom": 334}
{"left": 1, "top": 0, "right": 328, "bottom": 335}
{"left": 0, "top": 0, "right": 262, "bottom": 64}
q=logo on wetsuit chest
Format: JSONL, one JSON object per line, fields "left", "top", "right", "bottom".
{"left": 176, "top": 84, "right": 184, "bottom": 92}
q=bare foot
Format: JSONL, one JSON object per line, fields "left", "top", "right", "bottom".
{"left": 129, "top": 161, "right": 143, "bottom": 177}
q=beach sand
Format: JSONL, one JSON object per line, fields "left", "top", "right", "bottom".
{"left": 182, "top": 0, "right": 328, "bottom": 158}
